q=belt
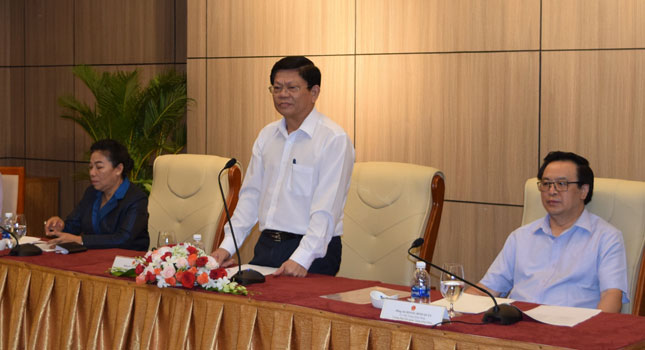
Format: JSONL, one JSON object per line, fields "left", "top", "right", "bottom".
{"left": 262, "top": 229, "right": 301, "bottom": 242}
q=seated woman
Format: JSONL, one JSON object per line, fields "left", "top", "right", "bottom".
{"left": 45, "top": 139, "right": 149, "bottom": 250}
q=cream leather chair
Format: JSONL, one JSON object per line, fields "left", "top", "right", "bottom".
{"left": 148, "top": 154, "right": 241, "bottom": 253}
{"left": 522, "top": 177, "right": 645, "bottom": 315}
{"left": 0, "top": 167, "right": 25, "bottom": 215}
{"left": 338, "top": 162, "right": 445, "bottom": 286}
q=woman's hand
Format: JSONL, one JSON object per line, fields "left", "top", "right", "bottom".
{"left": 47, "top": 232, "right": 82, "bottom": 246}
{"left": 44, "top": 216, "right": 65, "bottom": 236}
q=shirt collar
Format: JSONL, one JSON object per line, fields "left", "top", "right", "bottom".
{"left": 535, "top": 208, "right": 592, "bottom": 237}
{"left": 114, "top": 177, "right": 130, "bottom": 200}
{"left": 276, "top": 108, "right": 320, "bottom": 139}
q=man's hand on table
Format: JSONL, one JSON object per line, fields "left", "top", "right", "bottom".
{"left": 274, "top": 259, "right": 307, "bottom": 277}
{"left": 211, "top": 248, "right": 237, "bottom": 268}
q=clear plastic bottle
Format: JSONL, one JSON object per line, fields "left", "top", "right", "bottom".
{"left": 410, "top": 261, "right": 430, "bottom": 303}
{"left": 188, "top": 234, "right": 204, "bottom": 251}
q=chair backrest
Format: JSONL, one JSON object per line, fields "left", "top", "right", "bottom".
{"left": 338, "top": 162, "right": 445, "bottom": 285}
{"left": 522, "top": 177, "right": 645, "bottom": 315}
{"left": 0, "top": 167, "right": 25, "bottom": 215}
{"left": 148, "top": 154, "right": 241, "bottom": 253}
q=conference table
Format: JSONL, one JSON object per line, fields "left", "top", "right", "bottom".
{"left": 1, "top": 249, "right": 645, "bottom": 350}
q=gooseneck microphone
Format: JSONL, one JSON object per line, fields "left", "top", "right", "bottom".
{"left": 407, "top": 238, "right": 522, "bottom": 325}
{"left": 2, "top": 227, "right": 42, "bottom": 256}
{"left": 217, "top": 158, "right": 265, "bottom": 286}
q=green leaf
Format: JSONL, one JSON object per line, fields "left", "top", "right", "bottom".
{"left": 58, "top": 66, "right": 190, "bottom": 195}
{"left": 109, "top": 268, "right": 137, "bottom": 278}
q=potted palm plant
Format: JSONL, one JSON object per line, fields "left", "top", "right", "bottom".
{"left": 58, "top": 65, "right": 191, "bottom": 194}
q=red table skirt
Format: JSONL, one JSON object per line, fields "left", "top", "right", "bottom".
{"left": 2, "top": 249, "right": 645, "bottom": 349}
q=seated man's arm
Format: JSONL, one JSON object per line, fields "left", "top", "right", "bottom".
{"left": 597, "top": 288, "right": 623, "bottom": 313}
{"left": 596, "top": 229, "right": 629, "bottom": 313}
{"left": 466, "top": 283, "right": 501, "bottom": 297}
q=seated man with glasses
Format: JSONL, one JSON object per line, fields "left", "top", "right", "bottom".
{"left": 468, "top": 151, "right": 629, "bottom": 312}
{"left": 211, "top": 56, "right": 355, "bottom": 277}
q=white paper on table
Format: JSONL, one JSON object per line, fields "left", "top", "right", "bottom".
{"left": 34, "top": 242, "right": 56, "bottom": 252}
{"left": 523, "top": 305, "right": 601, "bottom": 327}
{"left": 19, "top": 236, "right": 44, "bottom": 244}
{"left": 225, "top": 264, "right": 278, "bottom": 277}
{"left": 431, "top": 293, "right": 515, "bottom": 314}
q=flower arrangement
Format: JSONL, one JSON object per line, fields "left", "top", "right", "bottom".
{"left": 111, "top": 243, "right": 247, "bottom": 295}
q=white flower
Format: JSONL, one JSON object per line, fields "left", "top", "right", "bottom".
{"left": 157, "top": 278, "right": 170, "bottom": 288}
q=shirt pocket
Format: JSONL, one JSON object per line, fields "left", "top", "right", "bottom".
{"left": 289, "top": 164, "right": 314, "bottom": 196}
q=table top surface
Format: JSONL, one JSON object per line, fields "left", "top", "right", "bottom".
{"left": 2, "top": 248, "right": 645, "bottom": 350}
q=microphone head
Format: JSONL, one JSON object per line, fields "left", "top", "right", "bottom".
{"left": 224, "top": 158, "right": 237, "bottom": 169}
{"left": 410, "top": 238, "right": 424, "bottom": 249}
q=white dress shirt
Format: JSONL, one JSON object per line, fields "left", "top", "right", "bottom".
{"left": 219, "top": 108, "right": 355, "bottom": 269}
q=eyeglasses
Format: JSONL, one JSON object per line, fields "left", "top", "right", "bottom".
{"left": 537, "top": 180, "right": 581, "bottom": 192}
{"left": 268, "top": 85, "right": 302, "bottom": 95}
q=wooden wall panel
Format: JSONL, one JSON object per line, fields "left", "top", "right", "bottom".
{"left": 187, "top": 59, "right": 207, "bottom": 154}
{"left": 207, "top": 0, "right": 354, "bottom": 57}
{"left": 206, "top": 56, "right": 354, "bottom": 166}
{"left": 357, "top": 0, "right": 540, "bottom": 54}
{"left": 0, "top": 68, "right": 25, "bottom": 158}
{"left": 25, "top": 0, "right": 73, "bottom": 66}
{"left": 186, "top": 0, "right": 206, "bottom": 58}
{"left": 541, "top": 51, "right": 645, "bottom": 181}
{"left": 175, "top": 0, "right": 187, "bottom": 63}
{"left": 75, "top": 0, "right": 175, "bottom": 64}
{"left": 432, "top": 202, "right": 523, "bottom": 283}
{"left": 543, "top": 0, "right": 645, "bottom": 50}
{"left": 0, "top": 0, "right": 24, "bottom": 66}
{"left": 26, "top": 160, "right": 76, "bottom": 222}
{"left": 25, "top": 67, "right": 75, "bottom": 160}
{"left": 355, "top": 53, "right": 539, "bottom": 204}
{"left": 73, "top": 163, "right": 91, "bottom": 208}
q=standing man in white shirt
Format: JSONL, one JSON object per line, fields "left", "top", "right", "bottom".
{"left": 211, "top": 56, "right": 355, "bottom": 277}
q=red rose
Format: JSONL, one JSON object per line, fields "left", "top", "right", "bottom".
{"left": 135, "top": 264, "right": 144, "bottom": 275}
{"left": 145, "top": 255, "right": 152, "bottom": 263}
{"left": 146, "top": 271, "right": 156, "bottom": 283}
{"left": 161, "top": 252, "right": 172, "bottom": 261}
{"left": 209, "top": 268, "right": 227, "bottom": 280}
{"left": 196, "top": 256, "right": 208, "bottom": 267}
{"left": 180, "top": 271, "right": 196, "bottom": 289}
{"left": 186, "top": 246, "right": 198, "bottom": 255}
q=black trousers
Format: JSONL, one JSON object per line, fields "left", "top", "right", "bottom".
{"left": 249, "top": 232, "right": 342, "bottom": 276}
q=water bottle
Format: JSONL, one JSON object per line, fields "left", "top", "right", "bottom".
{"left": 188, "top": 234, "right": 205, "bottom": 251}
{"left": 410, "top": 261, "right": 430, "bottom": 303}
{"left": 2, "top": 213, "right": 13, "bottom": 246}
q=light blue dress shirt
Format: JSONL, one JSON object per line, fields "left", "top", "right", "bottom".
{"left": 480, "top": 209, "right": 629, "bottom": 308}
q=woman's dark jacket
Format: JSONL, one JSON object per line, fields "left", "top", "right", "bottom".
{"left": 64, "top": 182, "right": 149, "bottom": 250}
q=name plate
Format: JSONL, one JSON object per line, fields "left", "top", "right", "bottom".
{"left": 111, "top": 256, "right": 137, "bottom": 269}
{"left": 380, "top": 300, "right": 448, "bottom": 326}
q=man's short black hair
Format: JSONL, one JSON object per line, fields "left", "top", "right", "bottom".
{"left": 537, "top": 151, "right": 594, "bottom": 205}
{"left": 90, "top": 139, "right": 133, "bottom": 179}
{"left": 270, "top": 56, "right": 321, "bottom": 89}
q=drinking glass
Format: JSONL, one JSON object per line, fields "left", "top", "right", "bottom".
{"left": 13, "top": 214, "right": 27, "bottom": 240}
{"left": 440, "top": 263, "right": 465, "bottom": 318}
{"left": 157, "top": 231, "right": 176, "bottom": 247}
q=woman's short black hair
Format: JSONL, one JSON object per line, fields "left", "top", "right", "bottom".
{"left": 90, "top": 139, "right": 133, "bottom": 179}
{"left": 537, "top": 151, "right": 594, "bottom": 205}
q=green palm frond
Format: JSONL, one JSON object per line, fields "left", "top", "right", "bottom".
{"left": 58, "top": 65, "right": 191, "bottom": 194}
